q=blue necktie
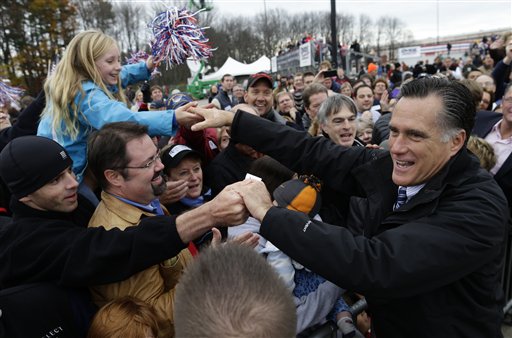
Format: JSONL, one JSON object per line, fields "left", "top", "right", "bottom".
{"left": 394, "top": 186, "right": 407, "bottom": 210}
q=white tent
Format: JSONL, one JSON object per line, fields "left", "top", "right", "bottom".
{"left": 201, "top": 56, "right": 271, "bottom": 82}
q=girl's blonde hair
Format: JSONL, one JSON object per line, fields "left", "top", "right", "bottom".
{"left": 133, "top": 89, "right": 144, "bottom": 104}
{"left": 43, "top": 30, "right": 127, "bottom": 139}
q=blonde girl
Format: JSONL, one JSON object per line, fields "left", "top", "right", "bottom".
{"left": 38, "top": 30, "right": 197, "bottom": 188}
{"left": 131, "top": 89, "right": 145, "bottom": 112}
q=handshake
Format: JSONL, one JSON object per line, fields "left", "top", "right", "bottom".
{"left": 207, "top": 178, "right": 273, "bottom": 226}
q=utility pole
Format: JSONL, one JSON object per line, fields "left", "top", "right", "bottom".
{"left": 330, "top": 0, "right": 337, "bottom": 68}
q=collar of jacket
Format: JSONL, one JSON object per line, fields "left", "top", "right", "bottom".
{"left": 100, "top": 191, "right": 168, "bottom": 225}
{"left": 10, "top": 194, "right": 93, "bottom": 227}
{"left": 10, "top": 198, "right": 73, "bottom": 222}
{"left": 263, "top": 108, "right": 285, "bottom": 123}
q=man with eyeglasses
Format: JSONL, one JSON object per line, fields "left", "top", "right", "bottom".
{"left": 473, "top": 82, "right": 512, "bottom": 216}
{"left": 232, "top": 84, "right": 245, "bottom": 104}
{"left": 86, "top": 121, "right": 194, "bottom": 336}
{"left": 0, "top": 134, "right": 250, "bottom": 335}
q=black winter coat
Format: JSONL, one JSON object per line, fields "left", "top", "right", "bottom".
{"left": 231, "top": 111, "right": 508, "bottom": 338}
{"left": 0, "top": 196, "right": 187, "bottom": 288}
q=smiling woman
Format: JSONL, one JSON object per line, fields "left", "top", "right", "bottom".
{"left": 159, "top": 144, "right": 210, "bottom": 216}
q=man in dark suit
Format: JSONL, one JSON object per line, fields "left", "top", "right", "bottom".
{"left": 473, "top": 83, "right": 512, "bottom": 214}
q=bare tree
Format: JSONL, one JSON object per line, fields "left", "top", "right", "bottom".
{"left": 358, "top": 14, "right": 373, "bottom": 52}
{"left": 382, "top": 17, "right": 407, "bottom": 60}
{"left": 337, "top": 13, "right": 355, "bottom": 45}
{"left": 286, "top": 14, "right": 307, "bottom": 45}
{"left": 316, "top": 12, "right": 330, "bottom": 39}
{"left": 299, "top": 12, "right": 322, "bottom": 40}
{"left": 255, "top": 8, "right": 288, "bottom": 57}
{"left": 375, "top": 16, "right": 388, "bottom": 56}
{"left": 73, "top": 0, "right": 115, "bottom": 34}
{"left": 114, "top": 2, "right": 146, "bottom": 53}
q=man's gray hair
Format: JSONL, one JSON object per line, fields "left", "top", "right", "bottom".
{"left": 317, "top": 94, "right": 358, "bottom": 125}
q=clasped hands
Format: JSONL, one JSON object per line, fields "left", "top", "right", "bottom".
{"left": 209, "top": 179, "right": 273, "bottom": 227}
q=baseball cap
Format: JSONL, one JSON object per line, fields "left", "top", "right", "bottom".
{"left": 462, "top": 64, "right": 480, "bottom": 78}
{"left": 246, "top": 72, "right": 273, "bottom": 90}
{"left": 166, "top": 92, "right": 193, "bottom": 110}
{"left": 273, "top": 179, "right": 321, "bottom": 217}
{"left": 160, "top": 144, "right": 201, "bottom": 170}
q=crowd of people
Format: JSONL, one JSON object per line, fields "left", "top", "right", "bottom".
{"left": 0, "top": 27, "right": 511, "bottom": 338}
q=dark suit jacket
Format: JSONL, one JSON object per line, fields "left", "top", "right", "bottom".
{"left": 473, "top": 110, "right": 512, "bottom": 214}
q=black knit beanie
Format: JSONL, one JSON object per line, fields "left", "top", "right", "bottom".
{"left": 0, "top": 136, "right": 73, "bottom": 198}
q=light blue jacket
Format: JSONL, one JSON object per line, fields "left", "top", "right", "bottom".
{"left": 38, "top": 62, "right": 177, "bottom": 183}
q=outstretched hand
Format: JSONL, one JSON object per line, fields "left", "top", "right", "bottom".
{"left": 175, "top": 101, "right": 203, "bottom": 128}
{"left": 189, "top": 105, "right": 235, "bottom": 131}
{"left": 146, "top": 56, "right": 160, "bottom": 71}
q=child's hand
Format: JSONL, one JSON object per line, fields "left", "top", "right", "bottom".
{"left": 175, "top": 101, "right": 203, "bottom": 128}
{"left": 210, "top": 228, "right": 259, "bottom": 248}
{"left": 146, "top": 56, "right": 161, "bottom": 71}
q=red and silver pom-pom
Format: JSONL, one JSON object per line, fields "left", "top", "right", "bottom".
{"left": 126, "top": 50, "right": 161, "bottom": 78}
{"left": 0, "top": 81, "right": 24, "bottom": 106}
{"left": 148, "top": 7, "right": 213, "bottom": 69}
{"left": 126, "top": 50, "right": 150, "bottom": 65}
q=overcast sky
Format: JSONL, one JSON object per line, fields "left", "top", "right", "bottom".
{"left": 211, "top": 0, "right": 512, "bottom": 40}
{"left": 132, "top": 0, "right": 512, "bottom": 41}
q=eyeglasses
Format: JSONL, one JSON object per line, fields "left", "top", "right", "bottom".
{"left": 122, "top": 153, "right": 161, "bottom": 170}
